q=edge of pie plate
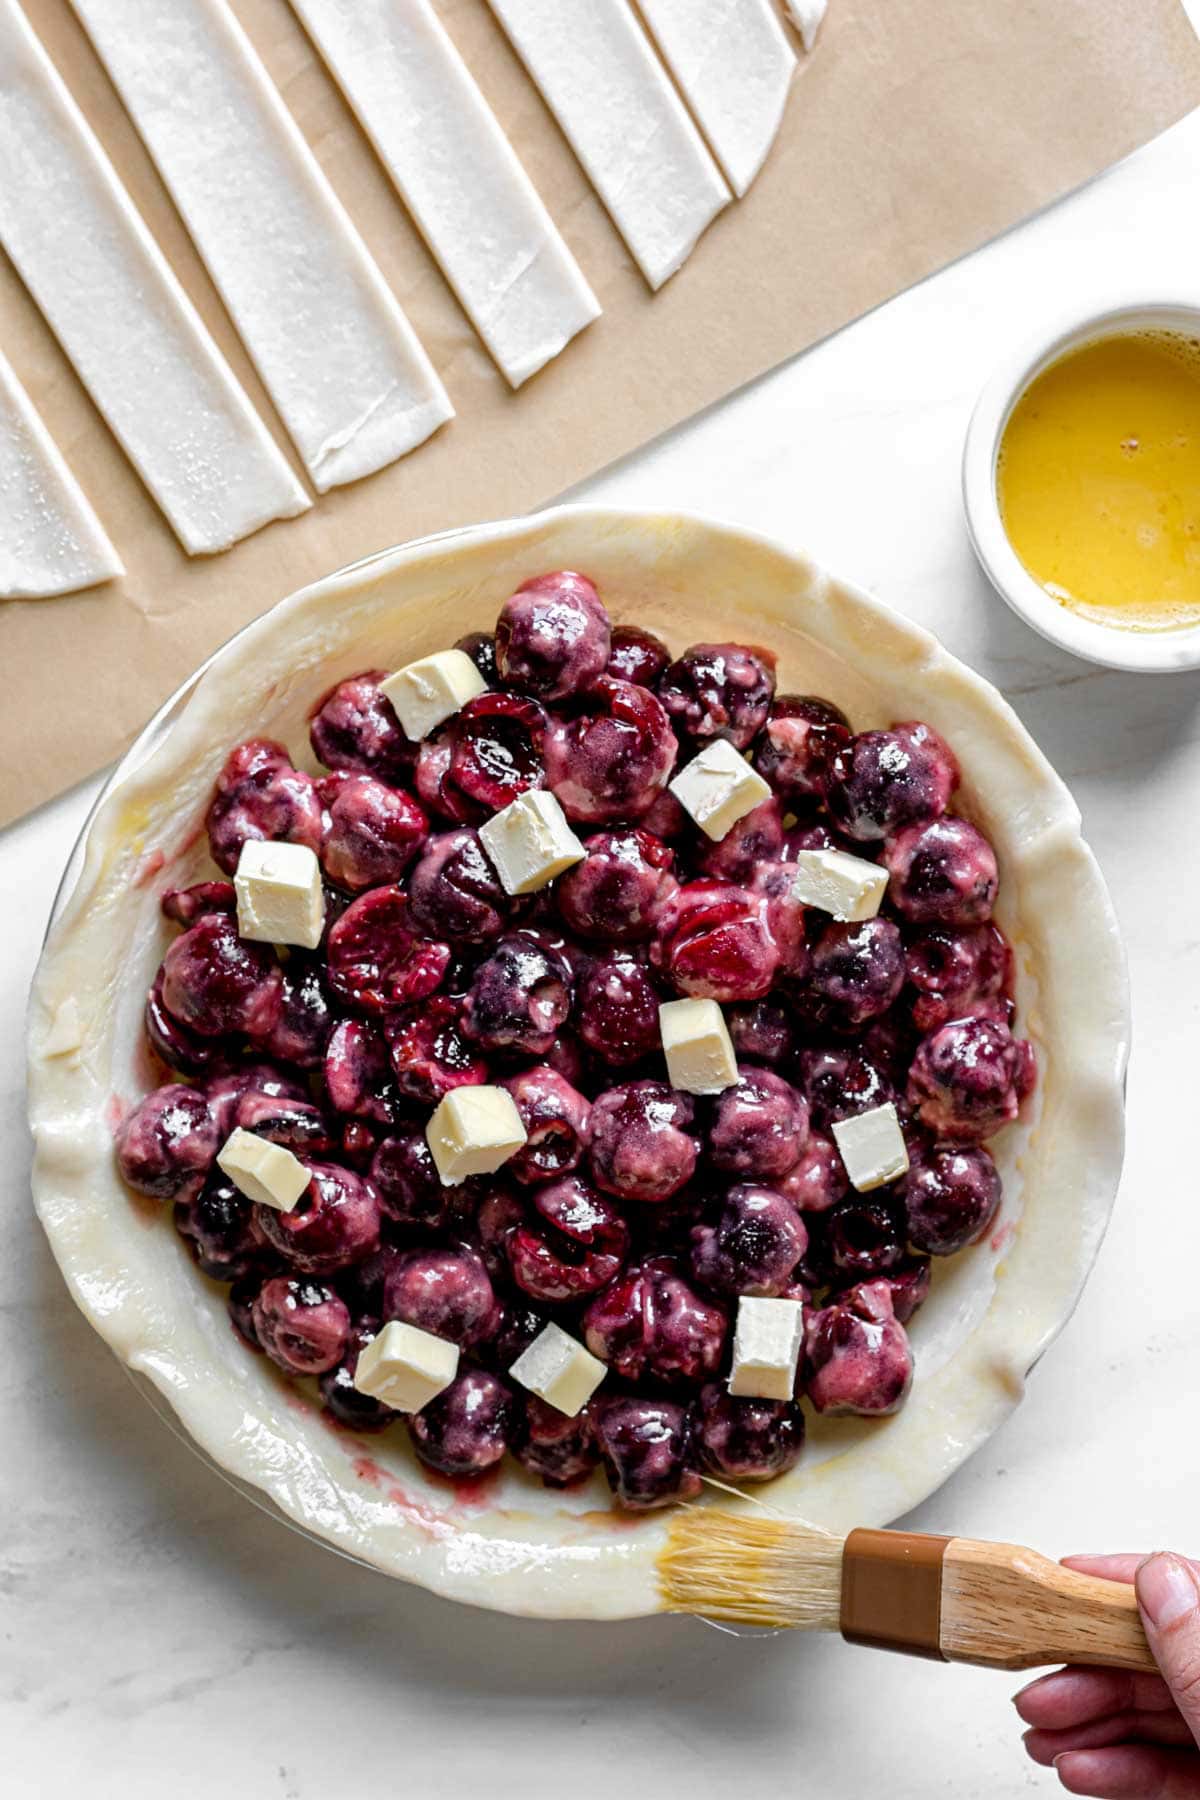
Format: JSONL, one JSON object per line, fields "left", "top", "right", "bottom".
{"left": 27, "top": 505, "right": 1129, "bottom": 1621}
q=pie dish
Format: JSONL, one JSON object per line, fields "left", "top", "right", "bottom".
{"left": 28, "top": 506, "right": 1128, "bottom": 1619}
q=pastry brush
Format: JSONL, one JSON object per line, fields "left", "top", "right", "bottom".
{"left": 658, "top": 1511, "right": 1157, "bottom": 1671}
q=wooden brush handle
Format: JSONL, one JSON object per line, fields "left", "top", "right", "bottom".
{"left": 840, "top": 1530, "right": 1157, "bottom": 1672}
{"left": 940, "top": 1538, "right": 1157, "bottom": 1673}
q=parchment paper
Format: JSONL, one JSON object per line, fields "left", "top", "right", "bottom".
{"left": 3, "top": 0, "right": 1199, "bottom": 827}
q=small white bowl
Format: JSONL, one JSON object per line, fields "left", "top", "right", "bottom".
{"left": 963, "top": 298, "right": 1200, "bottom": 673}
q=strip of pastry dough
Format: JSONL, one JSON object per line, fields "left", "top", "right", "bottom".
{"left": 0, "top": 350, "right": 123, "bottom": 599}
{"left": 783, "top": 0, "right": 828, "bottom": 53}
{"left": 636, "top": 0, "right": 795, "bottom": 197}
{"left": 289, "top": 0, "right": 599, "bottom": 389}
{"left": 71, "top": 0, "right": 452, "bottom": 491}
{"left": 0, "top": 0, "right": 308, "bottom": 553}
{"left": 486, "top": 0, "right": 731, "bottom": 291}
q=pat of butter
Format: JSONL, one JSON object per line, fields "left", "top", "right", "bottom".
{"left": 380, "top": 648, "right": 487, "bottom": 741}
{"left": 217, "top": 1126, "right": 310, "bottom": 1212}
{"left": 669, "top": 737, "right": 772, "bottom": 841}
{"left": 44, "top": 995, "right": 83, "bottom": 1058}
{"left": 478, "top": 788, "right": 586, "bottom": 895}
{"left": 509, "top": 1322, "right": 607, "bottom": 1417}
{"left": 426, "top": 1084, "right": 528, "bottom": 1186}
{"left": 831, "top": 1103, "right": 910, "bottom": 1193}
{"left": 659, "top": 996, "right": 738, "bottom": 1095}
{"left": 353, "top": 1319, "right": 459, "bottom": 1413}
{"left": 728, "top": 1295, "right": 805, "bottom": 1401}
{"left": 234, "top": 839, "right": 325, "bottom": 950}
{"left": 790, "top": 847, "right": 888, "bottom": 922}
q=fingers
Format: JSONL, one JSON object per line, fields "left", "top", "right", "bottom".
{"left": 1054, "top": 1744, "right": 1200, "bottom": 1797}
{"left": 1016, "top": 1670, "right": 1177, "bottom": 1729}
{"left": 1023, "top": 1712, "right": 1195, "bottom": 1767}
{"left": 1064, "top": 1557, "right": 1200, "bottom": 1588}
{"left": 1065, "top": 1557, "right": 1149, "bottom": 1587}
{"left": 1137, "top": 1556, "right": 1200, "bottom": 1750}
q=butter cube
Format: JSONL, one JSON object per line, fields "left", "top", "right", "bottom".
{"left": 44, "top": 995, "right": 83, "bottom": 1058}
{"left": 478, "top": 789, "right": 586, "bottom": 895}
{"left": 728, "top": 1296, "right": 806, "bottom": 1400}
{"left": 217, "top": 1127, "right": 310, "bottom": 1212}
{"left": 509, "top": 1323, "right": 607, "bottom": 1417}
{"left": 790, "top": 847, "right": 888, "bottom": 922}
{"left": 832, "top": 1103, "right": 910, "bottom": 1193}
{"left": 234, "top": 839, "right": 324, "bottom": 950}
{"left": 659, "top": 997, "right": 738, "bottom": 1095}
{"left": 353, "top": 1320, "right": 459, "bottom": 1414}
{"left": 669, "top": 738, "right": 772, "bottom": 841}
{"left": 380, "top": 649, "right": 487, "bottom": 742}
{"left": 426, "top": 1085, "right": 528, "bottom": 1186}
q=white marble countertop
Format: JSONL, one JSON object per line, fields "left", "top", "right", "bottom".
{"left": 8, "top": 31, "right": 1200, "bottom": 1798}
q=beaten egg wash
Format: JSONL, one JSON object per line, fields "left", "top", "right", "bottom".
{"left": 997, "top": 332, "right": 1200, "bottom": 630}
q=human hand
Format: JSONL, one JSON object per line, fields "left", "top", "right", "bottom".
{"left": 1014, "top": 1554, "right": 1200, "bottom": 1796}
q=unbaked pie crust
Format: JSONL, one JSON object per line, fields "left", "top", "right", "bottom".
{"left": 28, "top": 507, "right": 1128, "bottom": 1619}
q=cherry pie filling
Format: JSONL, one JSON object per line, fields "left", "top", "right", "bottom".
{"left": 116, "top": 569, "right": 1036, "bottom": 1511}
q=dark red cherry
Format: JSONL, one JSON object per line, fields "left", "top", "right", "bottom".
{"left": 511, "top": 1395, "right": 599, "bottom": 1487}
{"left": 555, "top": 828, "right": 678, "bottom": 944}
{"left": 824, "top": 722, "right": 958, "bottom": 843}
{"left": 752, "top": 695, "right": 851, "bottom": 803}
{"left": 161, "top": 913, "right": 283, "bottom": 1040}
{"left": 652, "top": 879, "right": 781, "bottom": 1004}
{"left": 606, "top": 624, "right": 670, "bottom": 688}
{"left": 501, "top": 1065, "right": 591, "bottom": 1184}
{"left": 690, "top": 1185, "right": 808, "bottom": 1298}
{"left": 309, "top": 672, "right": 414, "bottom": 785}
{"left": 409, "top": 1369, "right": 514, "bottom": 1478}
{"left": 205, "top": 739, "right": 324, "bottom": 875}
{"left": 576, "top": 951, "right": 662, "bottom": 1067}
{"left": 495, "top": 568, "right": 611, "bottom": 700}
{"left": 583, "top": 1258, "right": 727, "bottom": 1385}
{"left": 884, "top": 816, "right": 999, "bottom": 927}
{"left": 507, "top": 1176, "right": 630, "bottom": 1303}
{"left": 658, "top": 642, "right": 776, "bottom": 750}
{"left": 908, "top": 1017, "right": 1035, "bottom": 1143}
{"left": 544, "top": 677, "right": 676, "bottom": 824}
{"left": 902, "top": 1145, "right": 1002, "bottom": 1254}
{"left": 708, "top": 1069, "right": 809, "bottom": 1182}
{"left": 588, "top": 1081, "right": 698, "bottom": 1204}
{"left": 408, "top": 827, "right": 524, "bottom": 945}
{"left": 252, "top": 1276, "right": 351, "bottom": 1376}
{"left": 255, "top": 1162, "right": 382, "bottom": 1275}
{"left": 804, "top": 1281, "right": 913, "bottom": 1415}
{"left": 460, "top": 930, "right": 572, "bottom": 1057}
{"left": 325, "top": 885, "right": 450, "bottom": 1012}
{"left": 592, "top": 1397, "right": 701, "bottom": 1510}
{"left": 383, "top": 997, "right": 488, "bottom": 1103}
{"left": 116, "top": 1084, "right": 218, "bottom": 1201}
{"left": 696, "top": 1384, "right": 805, "bottom": 1482}
{"left": 319, "top": 772, "right": 428, "bottom": 893}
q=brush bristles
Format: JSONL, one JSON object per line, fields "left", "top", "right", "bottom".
{"left": 658, "top": 1509, "right": 846, "bottom": 1629}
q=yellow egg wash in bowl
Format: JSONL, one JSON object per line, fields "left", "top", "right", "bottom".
{"left": 997, "top": 330, "right": 1200, "bottom": 631}
{"left": 28, "top": 508, "right": 1128, "bottom": 1619}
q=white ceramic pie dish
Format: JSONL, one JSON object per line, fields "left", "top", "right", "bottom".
{"left": 27, "top": 505, "right": 1129, "bottom": 1620}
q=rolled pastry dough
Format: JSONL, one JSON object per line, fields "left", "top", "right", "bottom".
{"left": 486, "top": 0, "right": 731, "bottom": 291}
{"left": 784, "top": 0, "right": 829, "bottom": 53}
{"left": 0, "top": 349, "right": 123, "bottom": 599}
{"left": 636, "top": 0, "right": 795, "bottom": 197}
{"left": 0, "top": 0, "right": 308, "bottom": 554}
{"left": 71, "top": 0, "right": 452, "bottom": 491}
{"left": 289, "top": 0, "right": 600, "bottom": 389}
